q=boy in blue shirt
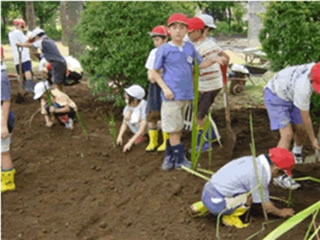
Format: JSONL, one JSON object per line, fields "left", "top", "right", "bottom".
{"left": 152, "top": 13, "right": 221, "bottom": 170}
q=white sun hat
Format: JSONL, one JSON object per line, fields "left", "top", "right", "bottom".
{"left": 197, "top": 14, "right": 216, "bottom": 29}
{"left": 124, "top": 84, "right": 145, "bottom": 100}
{"left": 33, "top": 81, "right": 50, "bottom": 100}
{"left": 31, "top": 28, "right": 45, "bottom": 39}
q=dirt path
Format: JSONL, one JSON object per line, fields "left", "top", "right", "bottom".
{"left": 2, "top": 82, "right": 320, "bottom": 240}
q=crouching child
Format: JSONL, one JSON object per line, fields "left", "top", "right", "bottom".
{"left": 116, "top": 85, "right": 148, "bottom": 152}
{"left": 33, "top": 81, "right": 77, "bottom": 129}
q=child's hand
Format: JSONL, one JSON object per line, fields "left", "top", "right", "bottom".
{"left": 46, "top": 120, "right": 54, "bottom": 128}
{"left": 1, "top": 124, "right": 9, "bottom": 139}
{"left": 49, "top": 106, "right": 56, "bottom": 113}
{"left": 163, "top": 87, "right": 174, "bottom": 100}
{"left": 123, "top": 141, "right": 133, "bottom": 153}
{"left": 116, "top": 136, "right": 123, "bottom": 146}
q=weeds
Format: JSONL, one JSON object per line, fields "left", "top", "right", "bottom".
{"left": 104, "top": 112, "right": 117, "bottom": 146}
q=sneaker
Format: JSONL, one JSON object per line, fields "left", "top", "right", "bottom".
{"left": 293, "top": 153, "right": 303, "bottom": 164}
{"left": 175, "top": 156, "right": 192, "bottom": 169}
{"left": 161, "top": 157, "right": 174, "bottom": 170}
{"left": 65, "top": 119, "right": 74, "bottom": 129}
{"left": 273, "top": 175, "right": 301, "bottom": 190}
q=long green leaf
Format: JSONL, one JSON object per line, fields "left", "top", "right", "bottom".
{"left": 263, "top": 200, "right": 320, "bottom": 240}
{"left": 191, "top": 58, "right": 199, "bottom": 169}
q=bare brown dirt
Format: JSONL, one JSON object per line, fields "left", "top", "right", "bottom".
{"left": 2, "top": 81, "right": 320, "bottom": 240}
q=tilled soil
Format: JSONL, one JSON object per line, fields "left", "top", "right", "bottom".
{"left": 2, "top": 81, "right": 320, "bottom": 240}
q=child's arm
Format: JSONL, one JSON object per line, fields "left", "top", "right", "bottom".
{"left": 116, "top": 120, "right": 127, "bottom": 146}
{"left": 16, "top": 42, "right": 33, "bottom": 48}
{"left": 199, "top": 57, "right": 225, "bottom": 69}
{"left": 123, "top": 120, "right": 147, "bottom": 153}
{"left": 150, "top": 70, "right": 174, "bottom": 100}
{"left": 1, "top": 101, "right": 10, "bottom": 139}
{"left": 147, "top": 70, "right": 156, "bottom": 83}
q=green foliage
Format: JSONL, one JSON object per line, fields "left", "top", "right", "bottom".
{"left": 104, "top": 113, "right": 117, "bottom": 146}
{"left": 76, "top": 2, "right": 194, "bottom": 106}
{"left": 44, "top": 23, "right": 62, "bottom": 41}
{"left": 311, "top": 93, "right": 320, "bottom": 124}
{"left": 260, "top": 2, "right": 320, "bottom": 72}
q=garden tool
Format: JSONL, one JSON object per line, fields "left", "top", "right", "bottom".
{"left": 220, "top": 64, "right": 236, "bottom": 160}
{"left": 146, "top": 129, "right": 158, "bottom": 151}
{"left": 305, "top": 128, "right": 320, "bottom": 163}
{"left": 1, "top": 169, "right": 16, "bottom": 193}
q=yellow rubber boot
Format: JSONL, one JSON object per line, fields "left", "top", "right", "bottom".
{"left": 222, "top": 207, "right": 249, "bottom": 228}
{"left": 189, "top": 201, "right": 209, "bottom": 217}
{"left": 157, "top": 131, "right": 169, "bottom": 152}
{"left": 1, "top": 169, "right": 16, "bottom": 193}
{"left": 146, "top": 129, "right": 158, "bottom": 152}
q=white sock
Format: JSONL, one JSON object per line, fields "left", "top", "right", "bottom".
{"left": 292, "top": 142, "right": 303, "bottom": 155}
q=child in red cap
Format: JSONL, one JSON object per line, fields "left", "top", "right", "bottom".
{"left": 264, "top": 62, "right": 320, "bottom": 189}
{"left": 187, "top": 17, "right": 229, "bottom": 153}
{"left": 145, "top": 25, "right": 170, "bottom": 152}
{"left": 190, "top": 147, "right": 295, "bottom": 228}
{"left": 151, "top": 13, "right": 223, "bottom": 170}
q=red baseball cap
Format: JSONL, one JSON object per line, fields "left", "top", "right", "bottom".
{"left": 13, "top": 18, "right": 26, "bottom": 27}
{"left": 269, "top": 148, "right": 295, "bottom": 176}
{"left": 148, "top": 25, "right": 170, "bottom": 37}
{"left": 168, "top": 13, "right": 188, "bottom": 27}
{"left": 187, "top": 17, "right": 205, "bottom": 32}
{"left": 310, "top": 62, "right": 320, "bottom": 94}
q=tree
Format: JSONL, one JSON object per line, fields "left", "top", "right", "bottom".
{"left": 260, "top": 2, "right": 320, "bottom": 71}
{"left": 60, "top": 1, "right": 84, "bottom": 57}
{"left": 76, "top": 2, "right": 194, "bottom": 106}
{"left": 26, "top": 2, "right": 36, "bottom": 30}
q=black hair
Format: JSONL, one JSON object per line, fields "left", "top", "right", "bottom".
{"left": 152, "top": 35, "right": 167, "bottom": 40}
{"left": 126, "top": 94, "right": 140, "bottom": 105}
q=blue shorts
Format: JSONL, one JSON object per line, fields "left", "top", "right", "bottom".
{"left": 264, "top": 88, "right": 302, "bottom": 130}
{"left": 202, "top": 182, "right": 236, "bottom": 216}
{"left": 15, "top": 61, "right": 32, "bottom": 74}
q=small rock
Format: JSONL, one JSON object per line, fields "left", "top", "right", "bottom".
{"left": 18, "top": 233, "right": 23, "bottom": 238}
{"left": 42, "top": 229, "right": 47, "bottom": 233}
{"left": 99, "top": 221, "right": 107, "bottom": 229}
{"left": 102, "top": 152, "right": 109, "bottom": 157}
{"left": 65, "top": 222, "right": 69, "bottom": 227}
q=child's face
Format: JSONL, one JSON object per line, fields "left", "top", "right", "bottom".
{"left": 188, "top": 30, "right": 201, "bottom": 42}
{"left": 153, "top": 36, "right": 167, "bottom": 48}
{"left": 124, "top": 93, "right": 138, "bottom": 107}
{"left": 168, "top": 23, "right": 188, "bottom": 43}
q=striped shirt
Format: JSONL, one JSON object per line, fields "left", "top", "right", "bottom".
{"left": 195, "top": 38, "right": 223, "bottom": 92}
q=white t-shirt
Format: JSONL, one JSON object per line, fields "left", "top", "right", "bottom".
{"left": 145, "top": 48, "right": 157, "bottom": 70}
{"left": 123, "top": 100, "right": 147, "bottom": 134}
{"left": 195, "top": 38, "right": 223, "bottom": 92}
{"left": 8, "top": 29, "right": 31, "bottom": 65}
{"left": 266, "top": 63, "right": 315, "bottom": 111}
{"left": 38, "top": 56, "right": 82, "bottom": 74}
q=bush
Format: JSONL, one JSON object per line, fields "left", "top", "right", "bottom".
{"left": 260, "top": 2, "right": 320, "bottom": 72}
{"left": 44, "top": 24, "right": 62, "bottom": 41}
{"left": 76, "top": 2, "right": 194, "bottom": 106}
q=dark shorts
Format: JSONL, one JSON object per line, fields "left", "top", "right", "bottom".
{"left": 51, "top": 61, "right": 67, "bottom": 85}
{"left": 146, "top": 83, "right": 162, "bottom": 122}
{"left": 46, "top": 102, "right": 75, "bottom": 126}
{"left": 197, "top": 89, "right": 221, "bottom": 119}
{"left": 15, "top": 60, "right": 32, "bottom": 74}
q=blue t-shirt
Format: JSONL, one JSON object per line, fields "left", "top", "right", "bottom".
{"left": 154, "top": 41, "right": 202, "bottom": 101}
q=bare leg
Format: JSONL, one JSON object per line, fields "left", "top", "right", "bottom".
{"left": 169, "top": 131, "right": 182, "bottom": 146}
{"left": 2, "top": 152, "right": 13, "bottom": 170}
{"left": 293, "top": 124, "right": 306, "bottom": 146}
{"left": 277, "top": 124, "right": 294, "bottom": 150}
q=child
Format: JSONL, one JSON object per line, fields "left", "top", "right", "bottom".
{"left": 8, "top": 18, "right": 34, "bottom": 92}
{"left": 1, "top": 46, "right": 16, "bottom": 192}
{"left": 17, "top": 28, "right": 66, "bottom": 90}
{"left": 151, "top": 13, "right": 220, "bottom": 170}
{"left": 187, "top": 17, "right": 229, "bottom": 152}
{"left": 33, "top": 81, "right": 77, "bottom": 129}
{"left": 145, "top": 25, "right": 170, "bottom": 152}
{"left": 116, "top": 85, "right": 148, "bottom": 153}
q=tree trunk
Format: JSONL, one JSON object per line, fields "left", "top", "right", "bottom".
{"left": 60, "top": 1, "right": 68, "bottom": 45}
{"left": 26, "top": 2, "right": 36, "bottom": 30}
{"left": 61, "top": 1, "right": 84, "bottom": 58}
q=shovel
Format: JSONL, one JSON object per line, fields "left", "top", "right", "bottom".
{"left": 304, "top": 128, "right": 320, "bottom": 163}
{"left": 220, "top": 64, "right": 237, "bottom": 160}
{"left": 15, "top": 46, "right": 25, "bottom": 103}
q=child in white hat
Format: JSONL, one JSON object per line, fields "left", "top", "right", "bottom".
{"left": 33, "top": 81, "right": 77, "bottom": 129}
{"left": 116, "top": 84, "right": 148, "bottom": 152}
